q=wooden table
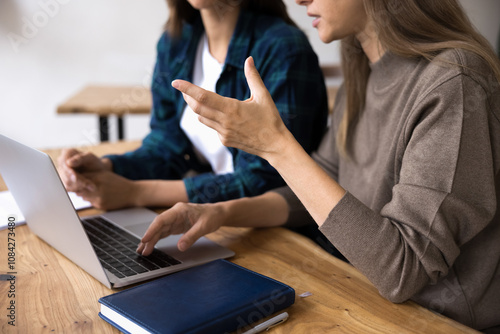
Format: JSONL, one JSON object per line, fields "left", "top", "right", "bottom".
{"left": 0, "top": 142, "right": 478, "bottom": 333}
{"left": 57, "top": 85, "right": 152, "bottom": 142}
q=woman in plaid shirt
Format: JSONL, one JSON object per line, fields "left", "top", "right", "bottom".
{"left": 58, "top": 0, "right": 328, "bottom": 209}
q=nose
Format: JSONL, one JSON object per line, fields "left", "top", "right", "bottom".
{"left": 295, "top": 0, "right": 311, "bottom": 6}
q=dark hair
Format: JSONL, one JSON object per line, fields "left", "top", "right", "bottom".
{"left": 165, "top": 0, "right": 297, "bottom": 37}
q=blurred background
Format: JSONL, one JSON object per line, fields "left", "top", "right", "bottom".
{"left": 0, "top": 0, "right": 499, "bottom": 150}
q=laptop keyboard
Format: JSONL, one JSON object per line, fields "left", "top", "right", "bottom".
{"left": 81, "top": 216, "right": 181, "bottom": 279}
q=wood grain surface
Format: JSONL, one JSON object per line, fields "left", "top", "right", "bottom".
{"left": 0, "top": 141, "right": 477, "bottom": 333}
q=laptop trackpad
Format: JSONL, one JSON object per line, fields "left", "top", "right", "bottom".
{"left": 124, "top": 223, "right": 150, "bottom": 239}
{"left": 123, "top": 221, "right": 185, "bottom": 251}
{"left": 102, "top": 207, "right": 158, "bottom": 238}
{"left": 102, "top": 207, "right": 235, "bottom": 261}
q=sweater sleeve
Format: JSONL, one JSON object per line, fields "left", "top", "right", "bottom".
{"left": 319, "top": 74, "right": 498, "bottom": 303}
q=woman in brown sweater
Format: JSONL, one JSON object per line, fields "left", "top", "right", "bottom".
{"left": 137, "top": 0, "right": 500, "bottom": 331}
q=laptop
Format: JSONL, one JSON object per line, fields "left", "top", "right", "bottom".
{"left": 0, "top": 134, "right": 234, "bottom": 288}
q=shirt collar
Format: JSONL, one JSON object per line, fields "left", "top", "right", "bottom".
{"left": 174, "top": 18, "right": 204, "bottom": 67}
{"left": 224, "top": 10, "right": 255, "bottom": 70}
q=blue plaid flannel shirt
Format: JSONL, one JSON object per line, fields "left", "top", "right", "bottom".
{"left": 107, "top": 11, "right": 328, "bottom": 203}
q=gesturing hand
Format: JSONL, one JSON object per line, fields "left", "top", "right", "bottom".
{"left": 172, "top": 56, "right": 293, "bottom": 161}
{"left": 136, "top": 203, "right": 225, "bottom": 255}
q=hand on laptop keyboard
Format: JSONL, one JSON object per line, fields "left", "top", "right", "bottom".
{"left": 137, "top": 202, "right": 224, "bottom": 256}
{"left": 83, "top": 216, "right": 181, "bottom": 278}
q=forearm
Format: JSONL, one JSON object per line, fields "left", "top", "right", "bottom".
{"left": 216, "top": 192, "right": 289, "bottom": 228}
{"left": 265, "top": 132, "right": 346, "bottom": 226}
{"left": 133, "top": 180, "right": 189, "bottom": 207}
{"left": 319, "top": 192, "right": 433, "bottom": 302}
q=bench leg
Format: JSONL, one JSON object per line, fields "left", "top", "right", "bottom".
{"left": 117, "top": 116, "right": 124, "bottom": 141}
{"left": 99, "top": 116, "right": 109, "bottom": 142}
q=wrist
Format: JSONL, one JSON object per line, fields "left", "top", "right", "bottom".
{"left": 265, "top": 131, "right": 305, "bottom": 170}
{"left": 130, "top": 180, "right": 148, "bottom": 207}
{"left": 213, "top": 201, "right": 234, "bottom": 227}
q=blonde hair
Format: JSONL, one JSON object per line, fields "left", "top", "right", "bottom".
{"left": 338, "top": 0, "right": 500, "bottom": 157}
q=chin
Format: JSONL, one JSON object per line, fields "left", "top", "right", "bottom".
{"left": 186, "top": 0, "right": 215, "bottom": 10}
{"left": 319, "top": 28, "right": 346, "bottom": 44}
{"left": 318, "top": 32, "right": 336, "bottom": 44}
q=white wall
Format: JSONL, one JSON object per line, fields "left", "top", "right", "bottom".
{"left": 0, "top": 0, "right": 167, "bottom": 149}
{"left": 0, "top": 0, "right": 499, "bottom": 150}
{"left": 459, "top": 0, "right": 500, "bottom": 49}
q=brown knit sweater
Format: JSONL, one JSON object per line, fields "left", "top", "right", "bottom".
{"left": 274, "top": 49, "right": 500, "bottom": 331}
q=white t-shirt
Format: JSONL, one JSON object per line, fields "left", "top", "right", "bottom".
{"left": 179, "top": 34, "right": 234, "bottom": 174}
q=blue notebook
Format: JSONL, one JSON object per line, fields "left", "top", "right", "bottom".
{"left": 98, "top": 259, "right": 295, "bottom": 334}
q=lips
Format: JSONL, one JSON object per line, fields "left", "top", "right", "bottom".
{"left": 312, "top": 16, "right": 320, "bottom": 28}
{"left": 308, "top": 12, "right": 320, "bottom": 28}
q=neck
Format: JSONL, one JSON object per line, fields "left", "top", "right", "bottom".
{"left": 200, "top": 4, "right": 241, "bottom": 64}
{"left": 356, "top": 21, "right": 385, "bottom": 64}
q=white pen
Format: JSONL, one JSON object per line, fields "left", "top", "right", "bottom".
{"left": 241, "top": 312, "right": 289, "bottom": 334}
